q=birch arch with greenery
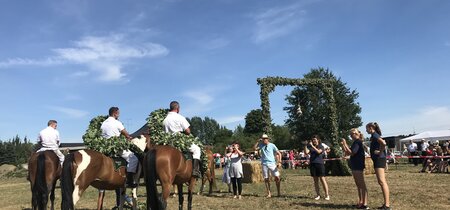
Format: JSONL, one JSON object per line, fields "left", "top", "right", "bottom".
{"left": 257, "top": 76, "right": 351, "bottom": 175}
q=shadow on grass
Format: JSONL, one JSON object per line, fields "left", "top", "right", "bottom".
{"left": 291, "top": 202, "right": 354, "bottom": 209}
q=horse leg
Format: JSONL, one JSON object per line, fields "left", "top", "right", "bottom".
{"left": 188, "top": 178, "right": 196, "bottom": 210}
{"left": 172, "top": 184, "right": 178, "bottom": 197}
{"left": 198, "top": 176, "right": 205, "bottom": 195}
{"left": 119, "top": 188, "right": 125, "bottom": 210}
{"left": 208, "top": 173, "right": 214, "bottom": 195}
{"left": 130, "top": 163, "right": 141, "bottom": 210}
{"left": 49, "top": 180, "right": 57, "bottom": 210}
{"left": 177, "top": 184, "right": 184, "bottom": 210}
{"left": 96, "top": 190, "right": 105, "bottom": 210}
{"left": 160, "top": 182, "right": 171, "bottom": 210}
{"left": 131, "top": 187, "right": 138, "bottom": 210}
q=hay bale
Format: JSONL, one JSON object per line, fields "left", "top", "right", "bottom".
{"left": 364, "top": 157, "right": 375, "bottom": 175}
{"left": 242, "top": 161, "right": 264, "bottom": 183}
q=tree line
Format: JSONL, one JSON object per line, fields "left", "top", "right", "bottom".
{"left": 0, "top": 135, "right": 34, "bottom": 165}
{"left": 0, "top": 68, "right": 362, "bottom": 166}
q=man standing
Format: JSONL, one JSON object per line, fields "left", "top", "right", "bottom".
{"left": 407, "top": 140, "right": 418, "bottom": 166}
{"left": 36, "top": 120, "right": 65, "bottom": 165}
{"left": 253, "top": 134, "right": 282, "bottom": 198}
{"left": 100, "top": 106, "right": 138, "bottom": 187}
{"left": 163, "top": 101, "right": 201, "bottom": 178}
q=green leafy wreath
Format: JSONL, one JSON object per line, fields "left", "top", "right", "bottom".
{"left": 83, "top": 115, "right": 143, "bottom": 157}
{"left": 146, "top": 108, "right": 208, "bottom": 173}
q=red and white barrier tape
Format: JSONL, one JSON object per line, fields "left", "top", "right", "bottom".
{"left": 280, "top": 155, "right": 450, "bottom": 163}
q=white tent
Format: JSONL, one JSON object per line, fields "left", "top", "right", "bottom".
{"left": 400, "top": 130, "right": 450, "bottom": 142}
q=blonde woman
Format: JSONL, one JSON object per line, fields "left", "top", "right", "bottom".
{"left": 341, "top": 128, "right": 369, "bottom": 209}
{"left": 366, "top": 122, "right": 390, "bottom": 210}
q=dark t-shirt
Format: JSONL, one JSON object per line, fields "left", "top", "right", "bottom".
{"left": 350, "top": 140, "right": 365, "bottom": 170}
{"left": 308, "top": 144, "right": 325, "bottom": 164}
{"left": 370, "top": 132, "right": 386, "bottom": 159}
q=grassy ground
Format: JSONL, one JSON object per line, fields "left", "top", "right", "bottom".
{"left": 1, "top": 163, "right": 448, "bottom": 210}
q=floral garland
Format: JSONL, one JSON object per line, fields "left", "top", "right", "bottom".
{"left": 82, "top": 115, "right": 143, "bottom": 157}
{"left": 257, "top": 76, "right": 350, "bottom": 175}
{"left": 146, "top": 108, "right": 208, "bottom": 172}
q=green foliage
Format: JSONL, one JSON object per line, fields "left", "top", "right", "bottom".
{"left": 82, "top": 116, "right": 143, "bottom": 157}
{"left": 257, "top": 70, "right": 352, "bottom": 175}
{"left": 271, "top": 125, "right": 292, "bottom": 150}
{"left": 146, "top": 109, "right": 208, "bottom": 172}
{"left": 0, "top": 135, "right": 34, "bottom": 165}
{"left": 243, "top": 109, "right": 265, "bottom": 135}
{"left": 187, "top": 116, "right": 221, "bottom": 145}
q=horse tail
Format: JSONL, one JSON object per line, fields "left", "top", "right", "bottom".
{"left": 145, "top": 149, "right": 159, "bottom": 210}
{"left": 61, "top": 153, "right": 75, "bottom": 210}
{"left": 33, "top": 152, "right": 49, "bottom": 210}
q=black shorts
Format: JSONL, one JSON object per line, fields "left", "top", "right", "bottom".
{"left": 310, "top": 163, "right": 326, "bottom": 177}
{"left": 372, "top": 157, "right": 387, "bottom": 169}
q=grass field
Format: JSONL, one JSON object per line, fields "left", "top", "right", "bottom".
{"left": 1, "top": 163, "right": 448, "bottom": 210}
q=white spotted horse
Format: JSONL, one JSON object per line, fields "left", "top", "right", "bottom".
{"left": 60, "top": 135, "right": 146, "bottom": 210}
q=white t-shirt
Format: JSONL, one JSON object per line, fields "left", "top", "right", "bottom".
{"left": 38, "top": 126, "right": 60, "bottom": 149}
{"left": 407, "top": 142, "right": 417, "bottom": 152}
{"left": 101, "top": 117, "right": 125, "bottom": 138}
{"left": 163, "top": 112, "right": 190, "bottom": 133}
{"left": 421, "top": 142, "right": 429, "bottom": 151}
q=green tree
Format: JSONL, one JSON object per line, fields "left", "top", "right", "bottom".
{"left": 187, "top": 116, "right": 221, "bottom": 145}
{"left": 284, "top": 67, "right": 362, "bottom": 175}
{"left": 243, "top": 109, "right": 264, "bottom": 135}
{"left": 0, "top": 135, "right": 34, "bottom": 165}
{"left": 271, "top": 125, "right": 292, "bottom": 150}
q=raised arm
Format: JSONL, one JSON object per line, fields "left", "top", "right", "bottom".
{"left": 253, "top": 139, "right": 260, "bottom": 151}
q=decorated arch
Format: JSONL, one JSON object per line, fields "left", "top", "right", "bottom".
{"left": 257, "top": 76, "right": 350, "bottom": 175}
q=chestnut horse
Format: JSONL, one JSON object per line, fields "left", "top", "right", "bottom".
{"left": 28, "top": 150, "right": 61, "bottom": 210}
{"left": 198, "top": 148, "right": 216, "bottom": 195}
{"left": 60, "top": 136, "right": 146, "bottom": 210}
{"left": 144, "top": 145, "right": 201, "bottom": 210}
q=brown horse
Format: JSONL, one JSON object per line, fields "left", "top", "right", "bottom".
{"left": 60, "top": 135, "right": 146, "bottom": 210}
{"left": 28, "top": 150, "right": 61, "bottom": 210}
{"left": 198, "top": 148, "right": 216, "bottom": 195}
{"left": 144, "top": 145, "right": 200, "bottom": 210}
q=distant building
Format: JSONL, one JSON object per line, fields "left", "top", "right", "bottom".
{"left": 59, "top": 143, "right": 85, "bottom": 152}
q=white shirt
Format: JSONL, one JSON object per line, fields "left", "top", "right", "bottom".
{"left": 407, "top": 142, "right": 417, "bottom": 152}
{"left": 101, "top": 117, "right": 125, "bottom": 138}
{"left": 421, "top": 142, "right": 429, "bottom": 151}
{"left": 38, "top": 126, "right": 60, "bottom": 149}
{"left": 163, "top": 112, "right": 190, "bottom": 133}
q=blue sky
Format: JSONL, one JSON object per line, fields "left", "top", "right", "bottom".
{"left": 1, "top": 0, "right": 450, "bottom": 143}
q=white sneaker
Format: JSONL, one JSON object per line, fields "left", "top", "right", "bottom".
{"left": 314, "top": 195, "right": 321, "bottom": 200}
{"left": 324, "top": 195, "right": 330, "bottom": 201}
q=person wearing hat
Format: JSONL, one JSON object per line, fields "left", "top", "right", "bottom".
{"left": 253, "top": 134, "right": 282, "bottom": 198}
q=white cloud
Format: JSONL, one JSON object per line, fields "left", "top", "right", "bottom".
{"left": 0, "top": 34, "right": 169, "bottom": 82}
{"left": 48, "top": 106, "right": 89, "bottom": 118}
{"left": 0, "top": 57, "right": 63, "bottom": 68}
{"left": 378, "top": 106, "right": 450, "bottom": 136}
{"left": 217, "top": 115, "right": 245, "bottom": 125}
{"left": 252, "top": 3, "right": 307, "bottom": 43}
{"left": 184, "top": 90, "right": 214, "bottom": 105}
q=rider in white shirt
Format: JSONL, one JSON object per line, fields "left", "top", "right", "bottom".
{"left": 36, "top": 120, "right": 65, "bottom": 165}
{"left": 163, "top": 101, "right": 201, "bottom": 178}
{"left": 100, "top": 107, "right": 138, "bottom": 187}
